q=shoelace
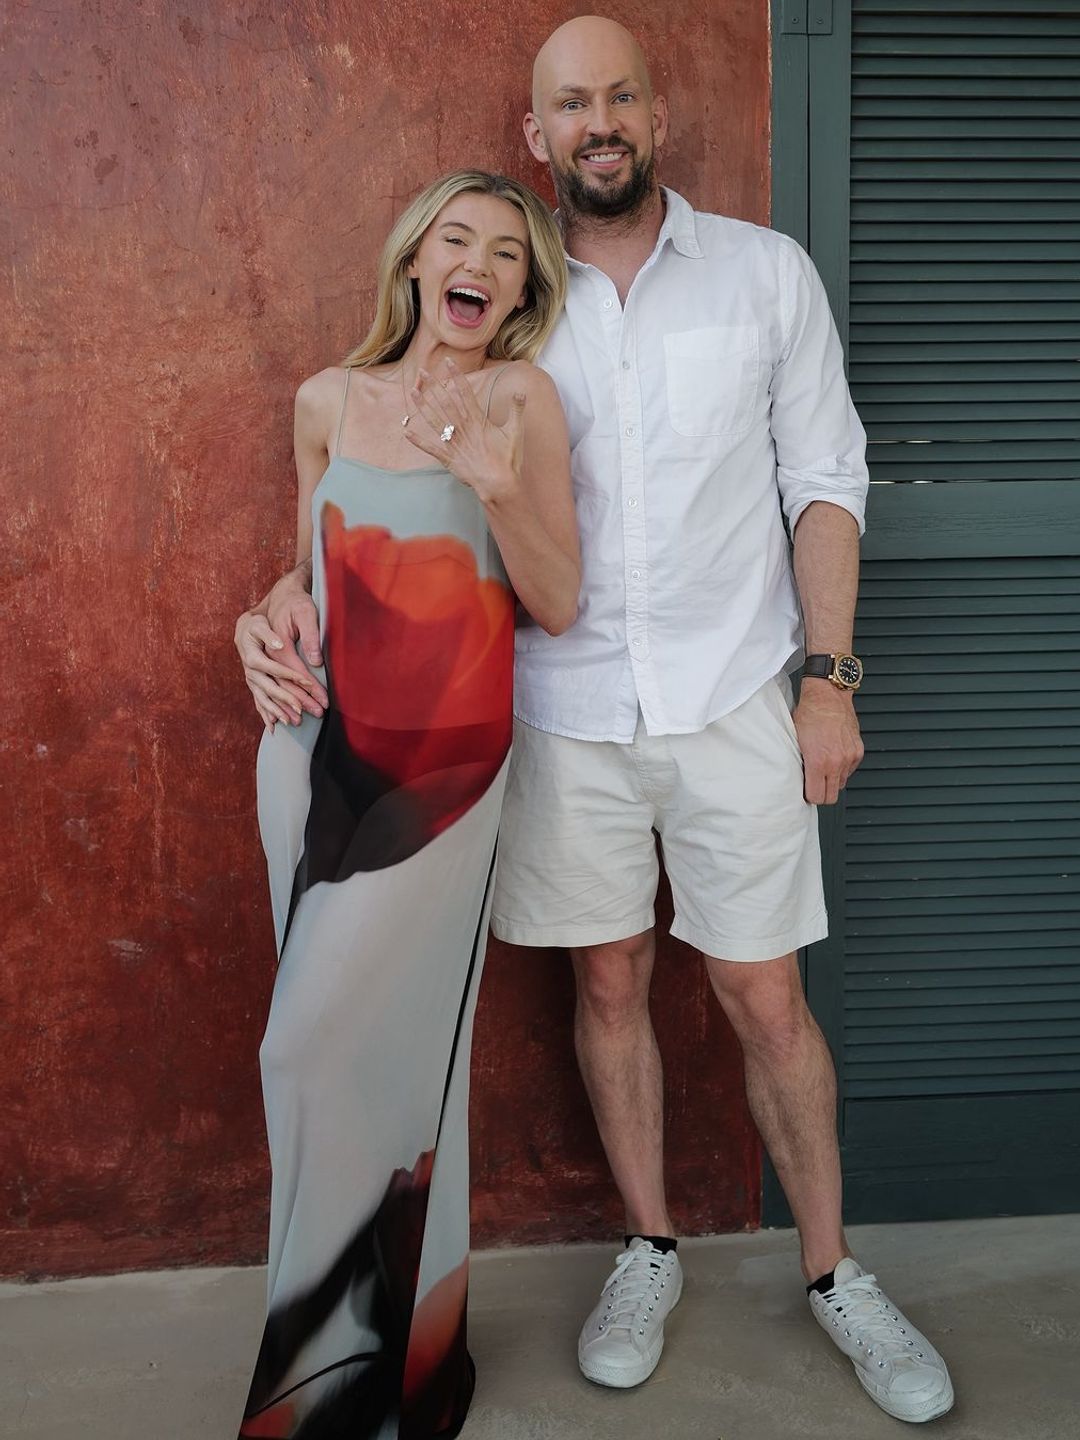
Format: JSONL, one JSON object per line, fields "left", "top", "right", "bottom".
{"left": 596, "top": 1245, "right": 668, "bottom": 1337}
{"left": 822, "top": 1272, "right": 929, "bottom": 1369}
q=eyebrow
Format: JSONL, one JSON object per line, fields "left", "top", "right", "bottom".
{"left": 552, "top": 78, "right": 637, "bottom": 97}
{"left": 439, "top": 221, "right": 526, "bottom": 246}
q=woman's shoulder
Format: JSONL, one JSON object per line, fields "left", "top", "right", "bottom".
{"left": 491, "top": 357, "right": 540, "bottom": 382}
{"left": 488, "top": 358, "right": 557, "bottom": 401}
{"left": 483, "top": 359, "right": 563, "bottom": 431}
{"left": 296, "top": 365, "right": 347, "bottom": 415}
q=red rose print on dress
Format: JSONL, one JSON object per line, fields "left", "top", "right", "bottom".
{"left": 323, "top": 504, "right": 513, "bottom": 815}
{"left": 289, "top": 504, "right": 515, "bottom": 893}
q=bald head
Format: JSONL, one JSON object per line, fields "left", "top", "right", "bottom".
{"left": 525, "top": 15, "right": 667, "bottom": 228}
{"left": 532, "top": 15, "right": 653, "bottom": 112}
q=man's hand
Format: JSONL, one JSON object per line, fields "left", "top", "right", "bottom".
{"left": 267, "top": 567, "right": 323, "bottom": 672}
{"left": 792, "top": 680, "right": 864, "bottom": 805}
{"left": 234, "top": 569, "right": 327, "bottom": 732}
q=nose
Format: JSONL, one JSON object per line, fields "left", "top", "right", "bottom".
{"left": 586, "top": 103, "right": 623, "bottom": 138}
{"left": 463, "top": 251, "right": 490, "bottom": 277}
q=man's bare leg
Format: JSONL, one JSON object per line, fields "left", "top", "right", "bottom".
{"left": 570, "top": 928, "right": 673, "bottom": 1238}
{"left": 705, "top": 950, "right": 848, "bottom": 1281}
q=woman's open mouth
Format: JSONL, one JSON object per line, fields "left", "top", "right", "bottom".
{"left": 444, "top": 285, "right": 491, "bottom": 328}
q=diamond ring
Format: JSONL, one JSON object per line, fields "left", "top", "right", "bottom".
{"left": 440, "top": 424, "right": 455, "bottom": 443}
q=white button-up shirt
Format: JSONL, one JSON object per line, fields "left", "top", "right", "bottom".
{"left": 514, "top": 187, "right": 868, "bottom": 743}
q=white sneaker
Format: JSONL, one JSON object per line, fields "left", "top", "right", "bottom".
{"left": 809, "top": 1258, "right": 954, "bottom": 1423}
{"left": 578, "top": 1238, "right": 683, "bottom": 1388}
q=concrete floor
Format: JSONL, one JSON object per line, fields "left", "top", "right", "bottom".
{"left": 1, "top": 1215, "right": 1078, "bottom": 1439}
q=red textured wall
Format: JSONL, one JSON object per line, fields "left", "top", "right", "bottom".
{"left": 0, "top": 1, "right": 770, "bottom": 1277}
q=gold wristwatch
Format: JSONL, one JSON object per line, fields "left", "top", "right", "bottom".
{"left": 802, "top": 653, "right": 864, "bottom": 691}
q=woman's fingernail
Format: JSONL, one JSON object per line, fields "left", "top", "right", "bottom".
{"left": 270, "top": 639, "right": 283, "bottom": 650}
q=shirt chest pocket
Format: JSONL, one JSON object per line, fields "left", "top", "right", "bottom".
{"left": 663, "top": 325, "right": 760, "bottom": 438}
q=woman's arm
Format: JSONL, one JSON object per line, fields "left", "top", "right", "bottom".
{"left": 234, "top": 372, "right": 334, "bottom": 729}
{"left": 405, "top": 359, "right": 580, "bottom": 634}
{"left": 289, "top": 370, "right": 333, "bottom": 567}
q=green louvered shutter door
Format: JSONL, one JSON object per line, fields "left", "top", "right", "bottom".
{"left": 835, "top": 489, "right": 1080, "bottom": 1222}
{"left": 772, "top": 1, "right": 1080, "bottom": 1223}
{"left": 850, "top": 0, "right": 1080, "bottom": 486}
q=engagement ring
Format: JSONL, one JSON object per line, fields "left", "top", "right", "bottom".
{"left": 440, "top": 424, "right": 455, "bottom": 443}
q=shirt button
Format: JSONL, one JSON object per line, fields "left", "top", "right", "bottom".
{"left": 627, "top": 497, "right": 638, "bottom": 508}
{"left": 632, "top": 638, "right": 643, "bottom": 648}
{"left": 622, "top": 360, "right": 631, "bottom": 370}
{"left": 631, "top": 569, "right": 641, "bottom": 580}
{"left": 625, "top": 426, "right": 635, "bottom": 437}
{"left": 603, "top": 298, "right": 613, "bottom": 309}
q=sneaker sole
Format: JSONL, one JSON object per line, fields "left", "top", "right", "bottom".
{"left": 578, "top": 1269, "right": 683, "bottom": 1389}
{"left": 856, "top": 1370, "right": 955, "bottom": 1424}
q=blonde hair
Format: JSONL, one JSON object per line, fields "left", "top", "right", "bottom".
{"left": 343, "top": 171, "right": 566, "bottom": 368}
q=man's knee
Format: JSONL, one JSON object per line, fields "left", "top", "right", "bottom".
{"left": 705, "top": 951, "right": 812, "bottom": 1057}
{"left": 571, "top": 930, "right": 655, "bottom": 1026}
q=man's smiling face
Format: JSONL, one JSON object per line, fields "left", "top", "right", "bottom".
{"left": 525, "top": 17, "right": 668, "bottom": 221}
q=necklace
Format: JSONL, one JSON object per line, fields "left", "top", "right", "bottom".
{"left": 363, "top": 359, "right": 412, "bottom": 425}
{"left": 369, "top": 353, "right": 488, "bottom": 427}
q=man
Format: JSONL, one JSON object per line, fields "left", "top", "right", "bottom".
{"left": 236, "top": 15, "right": 954, "bottom": 1425}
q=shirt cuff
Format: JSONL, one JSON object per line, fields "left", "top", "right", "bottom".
{"left": 779, "top": 468, "right": 868, "bottom": 537}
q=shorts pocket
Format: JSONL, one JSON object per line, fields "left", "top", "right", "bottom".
{"left": 764, "top": 674, "right": 805, "bottom": 767}
{"left": 663, "top": 325, "right": 760, "bottom": 438}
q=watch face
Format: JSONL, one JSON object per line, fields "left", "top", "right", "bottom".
{"left": 835, "top": 654, "right": 863, "bottom": 688}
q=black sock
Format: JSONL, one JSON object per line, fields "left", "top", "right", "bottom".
{"left": 806, "top": 1269, "right": 836, "bottom": 1296}
{"left": 625, "top": 1233, "right": 678, "bottom": 1254}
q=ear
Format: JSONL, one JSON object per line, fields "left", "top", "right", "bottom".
{"left": 651, "top": 94, "right": 669, "bottom": 150}
{"left": 523, "top": 112, "right": 548, "bottom": 164}
{"left": 405, "top": 252, "right": 419, "bottom": 280}
{"left": 515, "top": 288, "right": 528, "bottom": 310}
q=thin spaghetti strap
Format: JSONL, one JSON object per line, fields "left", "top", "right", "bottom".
{"left": 333, "top": 367, "right": 352, "bottom": 456}
{"left": 483, "top": 364, "right": 513, "bottom": 420}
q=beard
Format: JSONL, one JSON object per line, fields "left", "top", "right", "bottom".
{"left": 551, "top": 136, "right": 656, "bottom": 222}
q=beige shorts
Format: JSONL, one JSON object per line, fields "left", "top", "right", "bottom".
{"left": 491, "top": 676, "right": 827, "bottom": 962}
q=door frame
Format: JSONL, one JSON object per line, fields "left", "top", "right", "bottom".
{"left": 764, "top": 0, "right": 854, "bottom": 1227}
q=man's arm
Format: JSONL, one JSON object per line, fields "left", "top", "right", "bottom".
{"left": 791, "top": 502, "right": 864, "bottom": 805}
{"left": 768, "top": 236, "right": 870, "bottom": 804}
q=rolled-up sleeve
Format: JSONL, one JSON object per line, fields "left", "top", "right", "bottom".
{"left": 771, "top": 237, "right": 869, "bottom": 535}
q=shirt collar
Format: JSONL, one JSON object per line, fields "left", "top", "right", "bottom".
{"left": 562, "top": 186, "right": 704, "bottom": 270}
{"left": 658, "top": 187, "right": 704, "bottom": 259}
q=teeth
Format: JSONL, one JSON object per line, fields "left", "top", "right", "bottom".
{"left": 584, "top": 153, "right": 623, "bottom": 163}
{"left": 449, "top": 286, "right": 488, "bottom": 303}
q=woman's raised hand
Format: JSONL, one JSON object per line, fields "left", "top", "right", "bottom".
{"left": 403, "top": 358, "right": 525, "bottom": 505}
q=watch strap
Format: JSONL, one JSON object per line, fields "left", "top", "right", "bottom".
{"left": 802, "top": 654, "right": 834, "bottom": 680}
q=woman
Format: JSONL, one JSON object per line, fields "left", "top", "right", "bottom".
{"left": 236, "top": 171, "right": 578, "bottom": 1439}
